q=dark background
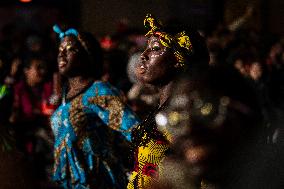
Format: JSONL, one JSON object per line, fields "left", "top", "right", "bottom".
{"left": 0, "top": 0, "right": 283, "bottom": 37}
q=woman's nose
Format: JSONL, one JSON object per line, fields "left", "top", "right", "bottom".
{"left": 58, "top": 52, "right": 63, "bottom": 59}
{"left": 58, "top": 49, "right": 66, "bottom": 58}
{"left": 140, "top": 50, "right": 149, "bottom": 62}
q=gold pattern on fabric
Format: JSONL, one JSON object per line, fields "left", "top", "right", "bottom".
{"left": 138, "top": 140, "right": 168, "bottom": 166}
{"left": 69, "top": 94, "right": 89, "bottom": 147}
{"left": 176, "top": 31, "right": 193, "bottom": 51}
{"left": 127, "top": 139, "right": 168, "bottom": 189}
{"left": 88, "top": 95, "right": 124, "bottom": 131}
{"left": 54, "top": 139, "right": 85, "bottom": 184}
{"left": 144, "top": 14, "right": 163, "bottom": 36}
{"left": 53, "top": 136, "right": 85, "bottom": 183}
{"left": 53, "top": 140, "right": 66, "bottom": 175}
{"left": 66, "top": 143, "right": 85, "bottom": 184}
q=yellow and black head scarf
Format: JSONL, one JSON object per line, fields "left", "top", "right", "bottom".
{"left": 144, "top": 14, "right": 194, "bottom": 69}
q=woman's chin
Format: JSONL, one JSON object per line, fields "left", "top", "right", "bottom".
{"left": 58, "top": 68, "right": 68, "bottom": 76}
{"left": 137, "top": 75, "right": 153, "bottom": 85}
{"left": 59, "top": 68, "right": 78, "bottom": 77}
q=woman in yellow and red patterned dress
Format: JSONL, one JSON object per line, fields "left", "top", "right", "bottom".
{"left": 127, "top": 14, "right": 209, "bottom": 189}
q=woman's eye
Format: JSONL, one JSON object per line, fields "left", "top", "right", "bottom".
{"left": 151, "top": 46, "right": 160, "bottom": 51}
{"left": 66, "top": 45, "right": 72, "bottom": 51}
{"left": 68, "top": 47, "right": 79, "bottom": 53}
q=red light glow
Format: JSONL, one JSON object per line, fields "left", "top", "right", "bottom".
{"left": 20, "top": 0, "right": 32, "bottom": 3}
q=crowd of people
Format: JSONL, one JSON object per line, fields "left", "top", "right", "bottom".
{"left": 0, "top": 10, "right": 283, "bottom": 189}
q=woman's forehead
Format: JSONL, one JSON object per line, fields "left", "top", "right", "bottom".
{"left": 60, "top": 36, "right": 78, "bottom": 47}
{"left": 147, "top": 36, "right": 163, "bottom": 48}
{"left": 148, "top": 35, "right": 160, "bottom": 43}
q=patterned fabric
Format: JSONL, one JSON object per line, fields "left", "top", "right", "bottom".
{"left": 50, "top": 81, "right": 140, "bottom": 189}
{"left": 127, "top": 104, "right": 169, "bottom": 189}
{"left": 127, "top": 139, "right": 168, "bottom": 189}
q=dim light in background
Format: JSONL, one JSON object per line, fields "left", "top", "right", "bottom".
{"left": 19, "top": 0, "right": 32, "bottom": 3}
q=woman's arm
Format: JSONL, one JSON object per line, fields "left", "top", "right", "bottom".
{"left": 87, "top": 82, "right": 140, "bottom": 141}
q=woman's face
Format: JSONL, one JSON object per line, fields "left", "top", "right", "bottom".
{"left": 24, "top": 59, "right": 46, "bottom": 86}
{"left": 58, "top": 36, "right": 83, "bottom": 77}
{"left": 136, "top": 36, "right": 176, "bottom": 85}
{"left": 249, "top": 62, "right": 262, "bottom": 81}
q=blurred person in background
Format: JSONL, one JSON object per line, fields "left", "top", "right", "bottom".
{"left": 100, "top": 24, "right": 146, "bottom": 95}
{"left": 233, "top": 58, "right": 249, "bottom": 77}
{"left": 10, "top": 54, "right": 56, "bottom": 187}
{"left": 247, "top": 61, "right": 271, "bottom": 131}
{"left": 4, "top": 55, "right": 23, "bottom": 87}
{"left": 10, "top": 55, "right": 54, "bottom": 124}
{"left": 266, "top": 42, "right": 283, "bottom": 71}
{"left": 51, "top": 25, "right": 139, "bottom": 189}
{"left": 151, "top": 66, "right": 283, "bottom": 189}
{"left": 0, "top": 47, "right": 36, "bottom": 189}
{"left": 26, "top": 34, "right": 43, "bottom": 54}
{"left": 0, "top": 48, "right": 13, "bottom": 126}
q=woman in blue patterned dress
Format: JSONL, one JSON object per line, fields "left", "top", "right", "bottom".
{"left": 50, "top": 26, "right": 140, "bottom": 189}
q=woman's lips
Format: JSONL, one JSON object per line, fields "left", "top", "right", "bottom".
{"left": 137, "top": 63, "right": 147, "bottom": 74}
{"left": 58, "top": 61, "right": 67, "bottom": 69}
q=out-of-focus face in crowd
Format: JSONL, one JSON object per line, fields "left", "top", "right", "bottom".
{"left": 249, "top": 62, "right": 263, "bottom": 81}
{"left": 24, "top": 59, "right": 46, "bottom": 86}
{"left": 155, "top": 69, "right": 260, "bottom": 186}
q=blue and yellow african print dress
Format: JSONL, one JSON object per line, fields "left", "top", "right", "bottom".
{"left": 50, "top": 81, "right": 140, "bottom": 189}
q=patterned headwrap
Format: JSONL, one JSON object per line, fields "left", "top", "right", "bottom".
{"left": 144, "top": 14, "right": 193, "bottom": 68}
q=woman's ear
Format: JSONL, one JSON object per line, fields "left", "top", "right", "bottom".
{"left": 174, "top": 62, "right": 186, "bottom": 70}
{"left": 169, "top": 51, "right": 180, "bottom": 69}
{"left": 174, "top": 63, "right": 181, "bottom": 69}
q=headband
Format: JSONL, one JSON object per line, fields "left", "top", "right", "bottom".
{"left": 144, "top": 14, "right": 193, "bottom": 68}
{"left": 53, "top": 25, "right": 91, "bottom": 55}
{"left": 53, "top": 24, "right": 79, "bottom": 40}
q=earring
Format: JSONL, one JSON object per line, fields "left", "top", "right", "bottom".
{"left": 174, "top": 61, "right": 185, "bottom": 69}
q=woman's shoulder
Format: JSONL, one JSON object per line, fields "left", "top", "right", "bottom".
{"left": 90, "top": 81, "right": 121, "bottom": 97}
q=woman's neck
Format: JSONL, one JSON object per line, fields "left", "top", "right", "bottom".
{"left": 26, "top": 79, "right": 41, "bottom": 88}
{"left": 157, "top": 80, "right": 175, "bottom": 107}
{"left": 68, "top": 76, "right": 92, "bottom": 87}
{"left": 66, "top": 76, "right": 94, "bottom": 99}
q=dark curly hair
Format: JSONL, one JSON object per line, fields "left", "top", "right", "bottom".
{"left": 77, "top": 32, "right": 103, "bottom": 79}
